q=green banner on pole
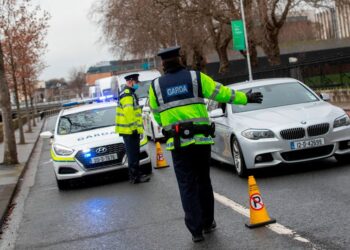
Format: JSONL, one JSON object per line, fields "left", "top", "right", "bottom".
{"left": 231, "top": 20, "right": 246, "bottom": 51}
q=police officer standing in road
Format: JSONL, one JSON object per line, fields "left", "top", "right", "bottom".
{"left": 116, "top": 73, "right": 150, "bottom": 184}
{"left": 149, "top": 46, "right": 263, "bottom": 242}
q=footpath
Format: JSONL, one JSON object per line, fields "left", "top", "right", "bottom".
{"left": 0, "top": 102, "right": 349, "bottom": 233}
{"left": 0, "top": 119, "right": 45, "bottom": 232}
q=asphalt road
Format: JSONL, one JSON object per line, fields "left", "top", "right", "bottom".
{"left": 3, "top": 116, "right": 350, "bottom": 249}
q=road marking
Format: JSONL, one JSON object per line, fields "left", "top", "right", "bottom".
{"left": 214, "top": 192, "right": 319, "bottom": 249}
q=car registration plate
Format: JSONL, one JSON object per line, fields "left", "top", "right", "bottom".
{"left": 290, "top": 138, "right": 325, "bottom": 150}
{"left": 91, "top": 153, "right": 118, "bottom": 164}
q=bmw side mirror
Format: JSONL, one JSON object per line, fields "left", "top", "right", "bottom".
{"left": 320, "top": 93, "right": 330, "bottom": 101}
{"left": 210, "top": 108, "right": 224, "bottom": 118}
{"left": 40, "top": 131, "right": 54, "bottom": 139}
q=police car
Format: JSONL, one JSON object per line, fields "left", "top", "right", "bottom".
{"left": 142, "top": 98, "right": 164, "bottom": 141}
{"left": 40, "top": 101, "right": 152, "bottom": 190}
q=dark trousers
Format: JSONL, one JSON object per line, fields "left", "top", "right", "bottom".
{"left": 122, "top": 132, "right": 141, "bottom": 180}
{"left": 171, "top": 144, "right": 214, "bottom": 236}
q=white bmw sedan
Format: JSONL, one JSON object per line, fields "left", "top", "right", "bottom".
{"left": 208, "top": 78, "right": 350, "bottom": 177}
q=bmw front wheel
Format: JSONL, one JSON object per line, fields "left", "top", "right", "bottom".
{"left": 231, "top": 136, "right": 248, "bottom": 177}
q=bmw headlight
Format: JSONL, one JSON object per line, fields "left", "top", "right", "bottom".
{"left": 241, "top": 129, "right": 275, "bottom": 140}
{"left": 53, "top": 144, "right": 74, "bottom": 156}
{"left": 333, "top": 114, "right": 350, "bottom": 128}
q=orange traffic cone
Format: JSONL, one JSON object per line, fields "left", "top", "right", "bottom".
{"left": 245, "top": 176, "right": 276, "bottom": 228}
{"left": 155, "top": 142, "right": 169, "bottom": 169}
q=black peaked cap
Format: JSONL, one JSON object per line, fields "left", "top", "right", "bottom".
{"left": 157, "top": 46, "right": 181, "bottom": 60}
{"left": 124, "top": 73, "right": 139, "bottom": 81}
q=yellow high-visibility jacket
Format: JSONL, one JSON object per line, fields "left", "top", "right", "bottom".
{"left": 149, "top": 70, "right": 247, "bottom": 150}
{"left": 115, "top": 86, "right": 144, "bottom": 135}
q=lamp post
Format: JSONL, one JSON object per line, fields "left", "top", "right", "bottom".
{"left": 239, "top": 0, "right": 253, "bottom": 81}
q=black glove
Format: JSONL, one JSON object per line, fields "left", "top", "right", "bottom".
{"left": 246, "top": 89, "right": 263, "bottom": 104}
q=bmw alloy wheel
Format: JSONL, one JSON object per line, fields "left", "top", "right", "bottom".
{"left": 231, "top": 137, "right": 248, "bottom": 177}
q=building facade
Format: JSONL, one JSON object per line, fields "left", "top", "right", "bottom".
{"left": 86, "top": 58, "right": 158, "bottom": 85}
{"left": 315, "top": 2, "right": 350, "bottom": 40}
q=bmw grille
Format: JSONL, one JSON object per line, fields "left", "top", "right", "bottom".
{"left": 307, "top": 123, "right": 329, "bottom": 137}
{"left": 280, "top": 123, "right": 330, "bottom": 140}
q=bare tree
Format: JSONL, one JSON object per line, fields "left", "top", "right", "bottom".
{"left": 1, "top": 1, "right": 26, "bottom": 143}
{"left": 0, "top": 35, "right": 18, "bottom": 164}
{"left": 68, "top": 66, "right": 86, "bottom": 99}
{"left": 15, "top": 4, "right": 49, "bottom": 132}
{"left": 256, "top": 0, "right": 303, "bottom": 65}
{"left": 92, "top": 0, "right": 335, "bottom": 71}
{"left": 1, "top": 0, "right": 49, "bottom": 140}
{"left": 91, "top": 0, "right": 213, "bottom": 71}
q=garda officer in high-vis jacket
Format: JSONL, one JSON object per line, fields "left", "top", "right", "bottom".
{"left": 116, "top": 73, "right": 150, "bottom": 184}
{"left": 149, "top": 46, "right": 263, "bottom": 242}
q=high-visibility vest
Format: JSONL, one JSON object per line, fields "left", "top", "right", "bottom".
{"left": 115, "top": 86, "right": 144, "bottom": 135}
{"left": 149, "top": 69, "right": 248, "bottom": 150}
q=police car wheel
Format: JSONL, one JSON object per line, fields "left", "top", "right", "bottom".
{"left": 56, "top": 178, "right": 71, "bottom": 190}
{"left": 231, "top": 136, "right": 248, "bottom": 177}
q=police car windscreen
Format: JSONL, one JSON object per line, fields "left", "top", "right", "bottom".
{"left": 231, "top": 82, "right": 319, "bottom": 113}
{"left": 135, "top": 80, "right": 151, "bottom": 98}
{"left": 57, "top": 107, "right": 116, "bottom": 135}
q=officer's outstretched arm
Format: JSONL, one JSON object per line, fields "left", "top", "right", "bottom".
{"left": 148, "top": 86, "right": 162, "bottom": 126}
{"left": 200, "top": 72, "right": 247, "bottom": 105}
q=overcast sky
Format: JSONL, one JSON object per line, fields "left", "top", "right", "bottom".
{"left": 32, "top": 0, "right": 114, "bottom": 81}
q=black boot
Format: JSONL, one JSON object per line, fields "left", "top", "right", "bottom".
{"left": 203, "top": 220, "right": 216, "bottom": 234}
{"left": 132, "top": 174, "right": 150, "bottom": 184}
{"left": 192, "top": 234, "right": 204, "bottom": 243}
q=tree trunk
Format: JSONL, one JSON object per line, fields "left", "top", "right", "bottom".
{"left": 191, "top": 46, "right": 206, "bottom": 72}
{"left": 217, "top": 44, "right": 229, "bottom": 74}
{"left": 12, "top": 77, "right": 25, "bottom": 144}
{"left": 30, "top": 95, "right": 37, "bottom": 127}
{"left": 180, "top": 48, "right": 188, "bottom": 67}
{"left": 0, "top": 42, "right": 18, "bottom": 165}
{"left": 8, "top": 41, "right": 25, "bottom": 144}
{"left": 21, "top": 76, "right": 32, "bottom": 133}
{"left": 262, "top": 30, "right": 281, "bottom": 65}
{"left": 216, "top": 26, "right": 232, "bottom": 74}
{"left": 249, "top": 38, "right": 258, "bottom": 67}
{"left": 239, "top": 38, "right": 258, "bottom": 68}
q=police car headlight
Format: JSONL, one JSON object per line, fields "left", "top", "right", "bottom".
{"left": 53, "top": 144, "right": 74, "bottom": 156}
{"left": 241, "top": 129, "right": 275, "bottom": 140}
{"left": 333, "top": 114, "right": 350, "bottom": 128}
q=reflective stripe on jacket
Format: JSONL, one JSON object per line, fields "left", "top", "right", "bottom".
{"left": 115, "top": 86, "right": 144, "bottom": 135}
{"left": 149, "top": 69, "right": 248, "bottom": 150}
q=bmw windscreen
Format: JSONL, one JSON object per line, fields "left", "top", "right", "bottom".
{"left": 57, "top": 107, "right": 116, "bottom": 135}
{"left": 232, "top": 82, "right": 320, "bottom": 113}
